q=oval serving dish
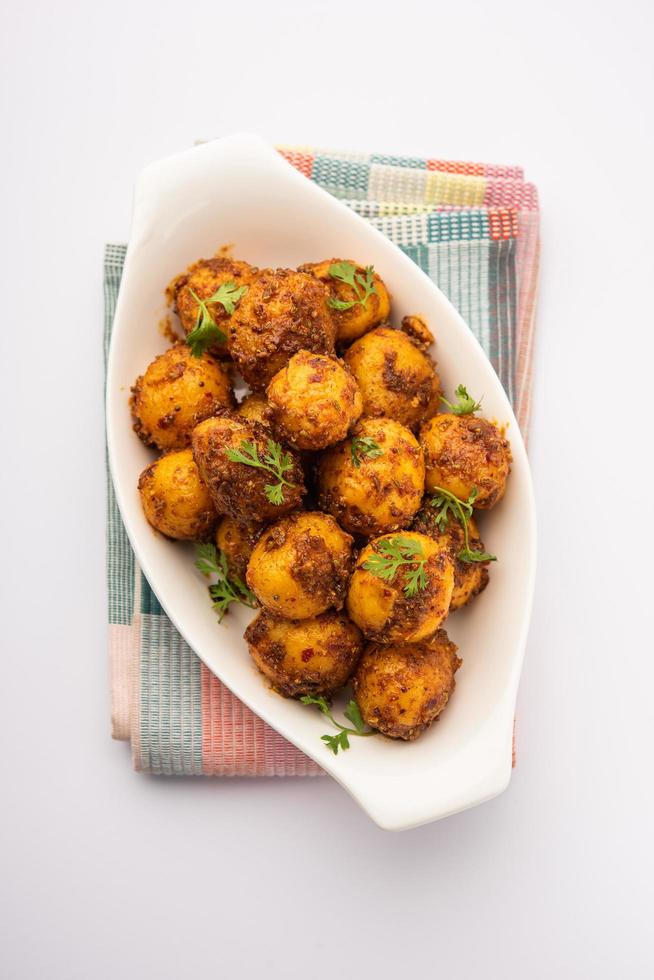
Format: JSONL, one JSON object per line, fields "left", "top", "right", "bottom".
{"left": 106, "top": 133, "right": 537, "bottom": 830}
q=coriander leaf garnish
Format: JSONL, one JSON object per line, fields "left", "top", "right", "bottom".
{"left": 362, "top": 535, "right": 428, "bottom": 598}
{"left": 300, "top": 695, "right": 375, "bottom": 754}
{"left": 429, "top": 487, "right": 497, "bottom": 564}
{"left": 195, "top": 543, "right": 257, "bottom": 622}
{"left": 186, "top": 281, "right": 248, "bottom": 357}
{"left": 327, "top": 261, "right": 378, "bottom": 311}
{"left": 350, "top": 436, "right": 384, "bottom": 469}
{"left": 224, "top": 438, "right": 296, "bottom": 505}
{"left": 440, "top": 384, "right": 483, "bottom": 415}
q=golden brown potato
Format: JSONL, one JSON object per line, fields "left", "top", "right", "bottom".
{"left": 137, "top": 449, "right": 217, "bottom": 540}
{"left": 412, "top": 506, "right": 490, "bottom": 610}
{"left": 346, "top": 531, "right": 454, "bottom": 643}
{"left": 419, "top": 413, "right": 512, "bottom": 508}
{"left": 298, "top": 258, "right": 390, "bottom": 345}
{"left": 191, "top": 414, "right": 305, "bottom": 523}
{"left": 236, "top": 393, "right": 270, "bottom": 427}
{"left": 400, "top": 314, "right": 435, "bottom": 350}
{"left": 344, "top": 325, "right": 441, "bottom": 430}
{"left": 246, "top": 511, "right": 353, "bottom": 619}
{"left": 172, "top": 256, "right": 257, "bottom": 358}
{"left": 215, "top": 516, "right": 263, "bottom": 579}
{"left": 228, "top": 269, "right": 336, "bottom": 391}
{"left": 130, "top": 345, "right": 234, "bottom": 451}
{"left": 316, "top": 417, "right": 424, "bottom": 537}
{"left": 352, "top": 630, "right": 461, "bottom": 740}
{"left": 245, "top": 609, "right": 363, "bottom": 697}
{"left": 267, "top": 350, "right": 362, "bottom": 450}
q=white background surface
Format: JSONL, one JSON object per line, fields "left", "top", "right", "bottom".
{"left": 1, "top": 1, "right": 653, "bottom": 977}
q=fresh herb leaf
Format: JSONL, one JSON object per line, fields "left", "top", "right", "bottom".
{"left": 300, "top": 695, "right": 375, "bottom": 754}
{"left": 362, "top": 535, "right": 429, "bottom": 598}
{"left": 224, "top": 438, "right": 296, "bottom": 505}
{"left": 429, "top": 487, "right": 497, "bottom": 564}
{"left": 350, "top": 436, "right": 384, "bottom": 469}
{"left": 185, "top": 281, "right": 247, "bottom": 357}
{"left": 195, "top": 543, "right": 257, "bottom": 621}
{"left": 327, "top": 261, "right": 378, "bottom": 311}
{"left": 440, "top": 384, "right": 483, "bottom": 415}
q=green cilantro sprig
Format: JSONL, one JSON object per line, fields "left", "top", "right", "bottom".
{"left": 186, "top": 281, "right": 248, "bottom": 356}
{"left": 440, "top": 384, "right": 483, "bottom": 415}
{"left": 224, "top": 438, "right": 296, "bottom": 506}
{"left": 195, "top": 543, "right": 257, "bottom": 621}
{"left": 430, "top": 487, "right": 497, "bottom": 563}
{"left": 362, "top": 535, "right": 428, "bottom": 597}
{"left": 300, "top": 695, "right": 375, "bottom": 754}
{"left": 327, "top": 261, "right": 378, "bottom": 311}
{"left": 350, "top": 436, "right": 384, "bottom": 469}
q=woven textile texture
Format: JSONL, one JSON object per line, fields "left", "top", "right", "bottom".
{"left": 106, "top": 145, "right": 540, "bottom": 776}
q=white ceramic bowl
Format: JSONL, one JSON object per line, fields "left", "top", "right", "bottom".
{"left": 106, "top": 133, "right": 536, "bottom": 830}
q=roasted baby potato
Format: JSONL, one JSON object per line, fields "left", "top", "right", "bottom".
{"left": 419, "top": 413, "right": 512, "bottom": 508}
{"left": 267, "top": 350, "right": 362, "bottom": 450}
{"left": 191, "top": 414, "right": 305, "bottom": 523}
{"left": 228, "top": 269, "right": 336, "bottom": 390}
{"left": 237, "top": 392, "right": 270, "bottom": 427}
{"left": 215, "top": 516, "right": 263, "bottom": 580}
{"left": 352, "top": 630, "right": 461, "bottom": 740}
{"left": 298, "top": 258, "right": 390, "bottom": 345}
{"left": 172, "top": 256, "right": 257, "bottom": 358}
{"left": 344, "top": 325, "right": 441, "bottom": 430}
{"left": 246, "top": 511, "right": 353, "bottom": 619}
{"left": 137, "top": 449, "right": 217, "bottom": 540}
{"left": 412, "top": 506, "right": 490, "bottom": 610}
{"left": 316, "top": 417, "right": 425, "bottom": 537}
{"left": 245, "top": 609, "right": 363, "bottom": 698}
{"left": 346, "top": 531, "right": 454, "bottom": 643}
{"left": 130, "top": 345, "right": 234, "bottom": 451}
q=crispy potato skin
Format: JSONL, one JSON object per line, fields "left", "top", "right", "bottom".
{"left": 298, "top": 258, "right": 391, "bottom": 345}
{"left": 245, "top": 609, "right": 363, "bottom": 698}
{"left": 191, "top": 414, "right": 305, "bottom": 523}
{"left": 344, "top": 326, "right": 441, "bottom": 430}
{"left": 419, "top": 413, "right": 512, "bottom": 508}
{"left": 353, "top": 630, "right": 461, "bottom": 740}
{"left": 130, "top": 345, "right": 234, "bottom": 451}
{"left": 267, "top": 350, "right": 362, "bottom": 450}
{"left": 172, "top": 256, "right": 257, "bottom": 358}
{"left": 215, "top": 516, "right": 263, "bottom": 579}
{"left": 246, "top": 511, "right": 354, "bottom": 619}
{"left": 412, "top": 506, "right": 490, "bottom": 610}
{"left": 137, "top": 449, "right": 217, "bottom": 540}
{"left": 316, "top": 417, "right": 425, "bottom": 537}
{"left": 228, "top": 269, "right": 336, "bottom": 391}
{"left": 236, "top": 392, "right": 270, "bottom": 426}
{"left": 346, "top": 531, "right": 454, "bottom": 643}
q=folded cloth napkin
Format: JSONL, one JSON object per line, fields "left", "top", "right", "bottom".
{"left": 105, "top": 145, "right": 540, "bottom": 776}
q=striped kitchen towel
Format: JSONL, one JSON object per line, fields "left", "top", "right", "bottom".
{"left": 106, "top": 145, "right": 540, "bottom": 776}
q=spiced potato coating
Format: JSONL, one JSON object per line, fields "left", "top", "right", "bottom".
{"left": 228, "top": 269, "right": 336, "bottom": 391}
{"left": 130, "top": 345, "right": 234, "bottom": 451}
{"left": 172, "top": 256, "right": 258, "bottom": 358}
{"left": 316, "top": 417, "right": 425, "bottom": 537}
{"left": 191, "top": 414, "right": 305, "bottom": 523}
{"left": 412, "top": 506, "right": 490, "bottom": 610}
{"left": 246, "top": 511, "right": 354, "bottom": 620}
{"left": 245, "top": 609, "right": 363, "bottom": 698}
{"left": 298, "top": 258, "right": 391, "bottom": 345}
{"left": 352, "top": 630, "right": 461, "bottom": 740}
{"left": 419, "top": 413, "right": 512, "bottom": 508}
{"left": 267, "top": 350, "right": 363, "bottom": 450}
{"left": 237, "top": 392, "right": 271, "bottom": 427}
{"left": 215, "top": 516, "right": 264, "bottom": 580}
{"left": 344, "top": 325, "right": 441, "bottom": 430}
{"left": 138, "top": 449, "right": 217, "bottom": 540}
{"left": 346, "top": 531, "right": 454, "bottom": 644}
